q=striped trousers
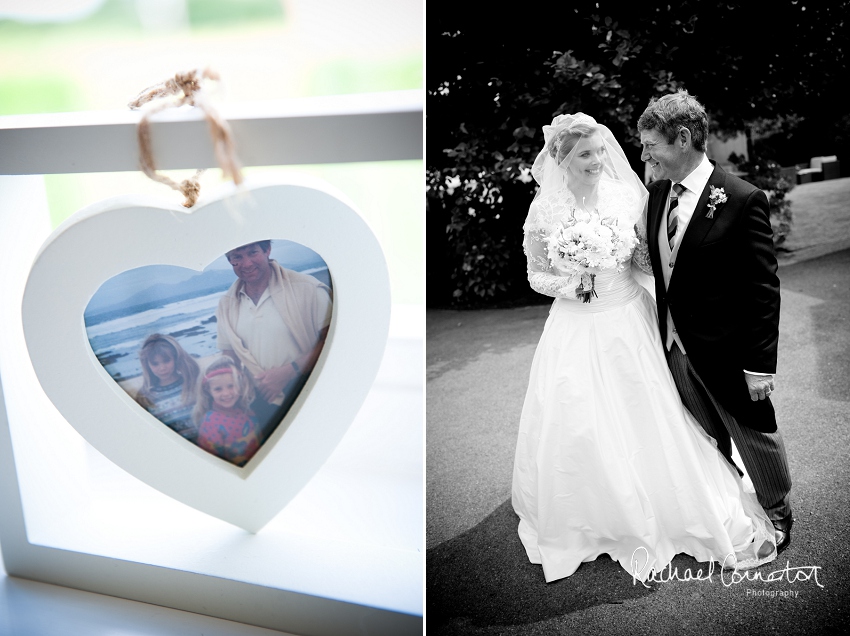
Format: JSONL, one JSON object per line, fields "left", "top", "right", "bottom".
{"left": 666, "top": 343, "right": 792, "bottom": 521}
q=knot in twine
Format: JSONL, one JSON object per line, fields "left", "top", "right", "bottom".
{"left": 129, "top": 68, "right": 243, "bottom": 207}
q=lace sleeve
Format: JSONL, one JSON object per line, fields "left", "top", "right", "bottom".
{"left": 524, "top": 199, "right": 580, "bottom": 300}
{"left": 631, "top": 224, "right": 653, "bottom": 275}
{"left": 630, "top": 205, "right": 653, "bottom": 276}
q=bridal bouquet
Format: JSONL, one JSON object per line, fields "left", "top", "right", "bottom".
{"left": 546, "top": 214, "right": 637, "bottom": 302}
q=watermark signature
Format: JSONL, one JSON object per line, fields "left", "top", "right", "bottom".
{"left": 746, "top": 589, "right": 800, "bottom": 598}
{"left": 630, "top": 547, "right": 825, "bottom": 590}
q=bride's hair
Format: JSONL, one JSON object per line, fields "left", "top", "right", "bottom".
{"left": 547, "top": 121, "right": 597, "bottom": 165}
{"left": 637, "top": 89, "right": 709, "bottom": 152}
{"left": 527, "top": 112, "right": 649, "bottom": 240}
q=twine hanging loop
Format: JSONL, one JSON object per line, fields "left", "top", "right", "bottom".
{"left": 129, "top": 68, "right": 243, "bottom": 207}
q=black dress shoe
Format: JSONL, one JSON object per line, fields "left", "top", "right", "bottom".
{"left": 773, "top": 513, "right": 793, "bottom": 554}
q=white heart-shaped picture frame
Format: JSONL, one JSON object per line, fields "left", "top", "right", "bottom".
{"left": 22, "top": 178, "right": 390, "bottom": 532}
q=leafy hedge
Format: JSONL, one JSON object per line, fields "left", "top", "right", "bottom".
{"left": 729, "top": 154, "right": 794, "bottom": 248}
{"left": 428, "top": 3, "right": 848, "bottom": 308}
{"left": 427, "top": 13, "right": 686, "bottom": 307}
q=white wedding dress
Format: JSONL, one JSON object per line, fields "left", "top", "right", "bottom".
{"left": 512, "top": 183, "right": 776, "bottom": 583}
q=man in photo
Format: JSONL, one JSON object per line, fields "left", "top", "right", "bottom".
{"left": 638, "top": 90, "right": 793, "bottom": 553}
{"left": 216, "top": 240, "right": 332, "bottom": 443}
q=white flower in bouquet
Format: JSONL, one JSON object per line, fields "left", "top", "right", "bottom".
{"left": 546, "top": 213, "right": 638, "bottom": 302}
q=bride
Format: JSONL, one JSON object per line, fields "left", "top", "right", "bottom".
{"left": 511, "top": 113, "right": 776, "bottom": 583}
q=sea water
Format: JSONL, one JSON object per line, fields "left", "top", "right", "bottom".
{"left": 85, "top": 267, "right": 331, "bottom": 383}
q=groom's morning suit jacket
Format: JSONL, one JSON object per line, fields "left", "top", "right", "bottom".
{"left": 646, "top": 161, "right": 780, "bottom": 433}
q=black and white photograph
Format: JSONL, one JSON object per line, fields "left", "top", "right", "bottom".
{"left": 427, "top": 3, "right": 850, "bottom": 634}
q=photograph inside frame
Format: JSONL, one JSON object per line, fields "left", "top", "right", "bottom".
{"left": 84, "top": 239, "right": 333, "bottom": 467}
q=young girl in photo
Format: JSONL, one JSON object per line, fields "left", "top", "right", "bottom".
{"left": 194, "top": 357, "right": 261, "bottom": 467}
{"left": 135, "top": 333, "right": 201, "bottom": 441}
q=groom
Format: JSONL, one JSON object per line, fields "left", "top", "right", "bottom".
{"left": 637, "top": 90, "right": 793, "bottom": 553}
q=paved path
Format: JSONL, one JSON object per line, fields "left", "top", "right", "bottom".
{"left": 781, "top": 177, "right": 850, "bottom": 265}
{"left": 427, "top": 246, "right": 850, "bottom": 634}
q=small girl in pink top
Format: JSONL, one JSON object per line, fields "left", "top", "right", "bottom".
{"left": 194, "top": 357, "right": 261, "bottom": 467}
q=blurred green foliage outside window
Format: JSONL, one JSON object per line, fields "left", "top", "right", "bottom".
{"left": 0, "top": 0, "right": 423, "bottom": 305}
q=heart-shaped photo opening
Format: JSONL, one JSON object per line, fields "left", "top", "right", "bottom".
{"left": 84, "top": 239, "right": 332, "bottom": 468}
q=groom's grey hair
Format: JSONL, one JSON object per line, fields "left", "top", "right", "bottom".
{"left": 637, "top": 90, "right": 709, "bottom": 152}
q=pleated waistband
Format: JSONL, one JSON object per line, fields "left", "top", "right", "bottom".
{"left": 551, "top": 271, "right": 644, "bottom": 313}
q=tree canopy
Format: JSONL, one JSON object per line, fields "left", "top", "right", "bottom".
{"left": 427, "top": 1, "right": 849, "bottom": 307}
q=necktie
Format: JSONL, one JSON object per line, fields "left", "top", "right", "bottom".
{"left": 667, "top": 183, "right": 685, "bottom": 251}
